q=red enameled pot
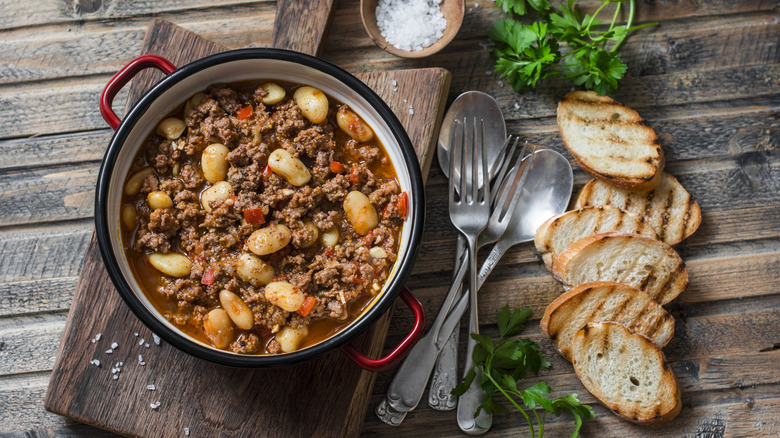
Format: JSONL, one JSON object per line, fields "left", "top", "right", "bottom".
{"left": 95, "top": 49, "right": 426, "bottom": 371}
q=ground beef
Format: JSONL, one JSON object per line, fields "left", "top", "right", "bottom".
{"left": 123, "top": 82, "right": 405, "bottom": 356}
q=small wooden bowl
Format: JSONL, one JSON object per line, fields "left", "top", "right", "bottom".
{"left": 360, "top": 0, "right": 465, "bottom": 58}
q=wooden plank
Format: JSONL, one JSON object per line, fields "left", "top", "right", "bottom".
{"left": 0, "top": 0, "right": 272, "bottom": 31}
{"left": 0, "top": 312, "right": 68, "bottom": 375}
{"left": 0, "top": 222, "right": 91, "bottom": 283}
{"left": 2, "top": 8, "right": 777, "bottom": 87}
{"left": 0, "top": 277, "right": 79, "bottom": 317}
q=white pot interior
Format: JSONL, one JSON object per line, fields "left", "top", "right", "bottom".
{"left": 106, "top": 57, "right": 415, "bottom": 353}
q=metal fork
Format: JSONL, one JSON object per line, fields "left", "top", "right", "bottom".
{"left": 448, "top": 117, "right": 493, "bottom": 434}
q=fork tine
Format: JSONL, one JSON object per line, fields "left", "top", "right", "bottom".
{"left": 493, "top": 140, "right": 530, "bottom": 219}
{"left": 460, "top": 117, "right": 468, "bottom": 204}
{"left": 479, "top": 119, "right": 489, "bottom": 203}
{"left": 498, "top": 141, "right": 537, "bottom": 221}
{"left": 490, "top": 136, "right": 518, "bottom": 206}
{"left": 448, "top": 123, "right": 458, "bottom": 209}
{"left": 470, "top": 118, "right": 478, "bottom": 203}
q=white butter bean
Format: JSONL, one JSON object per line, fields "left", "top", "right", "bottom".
{"left": 200, "top": 181, "right": 233, "bottom": 212}
{"left": 236, "top": 253, "right": 275, "bottom": 286}
{"left": 147, "top": 191, "right": 173, "bottom": 209}
{"left": 275, "top": 325, "right": 309, "bottom": 353}
{"left": 264, "top": 281, "right": 305, "bottom": 312}
{"left": 268, "top": 149, "right": 311, "bottom": 186}
{"left": 369, "top": 246, "right": 387, "bottom": 259}
{"left": 155, "top": 117, "right": 186, "bottom": 140}
{"left": 121, "top": 205, "right": 137, "bottom": 230}
{"left": 204, "top": 308, "right": 234, "bottom": 349}
{"left": 219, "top": 290, "right": 254, "bottom": 330}
{"left": 201, "top": 143, "right": 230, "bottom": 183}
{"left": 260, "top": 82, "right": 286, "bottom": 105}
{"left": 293, "top": 86, "right": 328, "bottom": 124}
{"left": 337, "top": 106, "right": 374, "bottom": 142}
{"left": 246, "top": 223, "right": 292, "bottom": 256}
{"left": 343, "top": 191, "right": 379, "bottom": 235}
{"left": 124, "top": 167, "right": 155, "bottom": 196}
{"left": 320, "top": 227, "right": 340, "bottom": 247}
{"left": 148, "top": 253, "right": 192, "bottom": 278}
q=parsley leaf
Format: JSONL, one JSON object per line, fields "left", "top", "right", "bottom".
{"left": 490, "top": 0, "right": 657, "bottom": 95}
{"left": 452, "top": 306, "right": 595, "bottom": 437}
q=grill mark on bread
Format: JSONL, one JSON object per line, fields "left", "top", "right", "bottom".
{"left": 658, "top": 185, "right": 675, "bottom": 242}
{"left": 657, "top": 263, "right": 685, "bottom": 302}
{"left": 682, "top": 197, "right": 695, "bottom": 235}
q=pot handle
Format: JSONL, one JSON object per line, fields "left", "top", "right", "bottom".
{"left": 341, "top": 287, "right": 426, "bottom": 372}
{"left": 100, "top": 54, "right": 177, "bottom": 130}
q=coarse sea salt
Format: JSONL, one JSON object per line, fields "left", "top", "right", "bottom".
{"left": 376, "top": 0, "right": 447, "bottom": 52}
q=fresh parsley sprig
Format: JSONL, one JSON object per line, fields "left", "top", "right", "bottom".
{"left": 452, "top": 306, "right": 595, "bottom": 437}
{"left": 489, "top": 0, "right": 658, "bottom": 95}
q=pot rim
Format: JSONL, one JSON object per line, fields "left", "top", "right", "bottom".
{"left": 95, "top": 48, "right": 425, "bottom": 368}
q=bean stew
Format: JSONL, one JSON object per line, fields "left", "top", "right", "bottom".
{"left": 120, "top": 80, "right": 407, "bottom": 355}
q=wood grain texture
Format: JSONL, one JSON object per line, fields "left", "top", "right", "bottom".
{"left": 43, "top": 17, "right": 451, "bottom": 438}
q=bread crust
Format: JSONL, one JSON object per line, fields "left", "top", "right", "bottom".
{"left": 558, "top": 91, "right": 664, "bottom": 191}
{"left": 571, "top": 322, "right": 682, "bottom": 425}
{"left": 540, "top": 281, "right": 675, "bottom": 361}
{"left": 551, "top": 232, "right": 688, "bottom": 305}
{"left": 534, "top": 206, "right": 658, "bottom": 271}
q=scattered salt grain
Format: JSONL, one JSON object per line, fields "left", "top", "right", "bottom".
{"left": 139, "top": 338, "right": 145, "bottom": 346}
{"left": 111, "top": 342, "right": 118, "bottom": 349}
{"left": 139, "top": 354, "right": 146, "bottom": 366}
{"left": 150, "top": 401, "right": 161, "bottom": 410}
{"left": 403, "top": 98, "right": 407, "bottom": 103}
{"left": 145, "top": 343, "right": 150, "bottom": 348}
{"left": 134, "top": 332, "right": 139, "bottom": 337}
{"left": 152, "top": 333, "right": 161, "bottom": 345}
{"left": 147, "top": 384, "right": 156, "bottom": 391}
{"left": 392, "top": 80, "right": 397, "bottom": 87}
{"left": 513, "top": 102, "right": 520, "bottom": 110}
{"left": 91, "top": 333, "right": 102, "bottom": 343}
{"left": 497, "top": 80, "right": 504, "bottom": 88}
{"left": 113, "top": 375, "right": 119, "bottom": 380}
{"left": 376, "top": 0, "right": 447, "bottom": 52}
{"left": 184, "top": 428, "right": 190, "bottom": 436}
{"left": 105, "top": 349, "right": 113, "bottom": 354}
{"left": 90, "top": 359, "right": 100, "bottom": 367}
{"left": 473, "top": 2, "right": 478, "bottom": 7}
{"left": 409, "top": 105, "right": 415, "bottom": 115}
{"left": 485, "top": 70, "right": 492, "bottom": 76}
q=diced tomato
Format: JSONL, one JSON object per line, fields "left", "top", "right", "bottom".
{"left": 243, "top": 208, "right": 265, "bottom": 225}
{"left": 201, "top": 268, "right": 216, "bottom": 286}
{"left": 397, "top": 192, "right": 409, "bottom": 220}
{"left": 296, "top": 296, "right": 317, "bottom": 317}
{"left": 236, "top": 105, "right": 253, "bottom": 120}
{"left": 330, "top": 161, "right": 346, "bottom": 173}
{"left": 262, "top": 164, "right": 273, "bottom": 180}
{"left": 272, "top": 273, "right": 289, "bottom": 282}
{"left": 381, "top": 203, "right": 392, "bottom": 219}
{"left": 322, "top": 247, "right": 335, "bottom": 258}
{"left": 349, "top": 167, "right": 360, "bottom": 184}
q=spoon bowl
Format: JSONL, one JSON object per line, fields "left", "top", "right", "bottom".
{"left": 360, "top": 0, "right": 465, "bottom": 58}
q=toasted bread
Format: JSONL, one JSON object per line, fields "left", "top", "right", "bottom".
{"left": 540, "top": 282, "right": 675, "bottom": 361}
{"left": 571, "top": 322, "right": 682, "bottom": 425}
{"left": 575, "top": 172, "right": 702, "bottom": 245}
{"left": 552, "top": 232, "right": 688, "bottom": 305}
{"left": 534, "top": 206, "right": 658, "bottom": 270}
{"left": 558, "top": 91, "right": 664, "bottom": 191}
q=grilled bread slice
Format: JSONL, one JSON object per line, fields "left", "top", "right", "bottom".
{"left": 552, "top": 232, "right": 688, "bottom": 305}
{"left": 540, "top": 282, "right": 675, "bottom": 361}
{"left": 558, "top": 91, "right": 664, "bottom": 191}
{"left": 534, "top": 206, "right": 658, "bottom": 270}
{"left": 575, "top": 172, "right": 702, "bottom": 245}
{"left": 571, "top": 322, "right": 682, "bottom": 425}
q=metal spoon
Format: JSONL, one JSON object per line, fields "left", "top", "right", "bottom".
{"left": 375, "top": 92, "right": 506, "bottom": 426}
{"left": 430, "top": 91, "right": 506, "bottom": 411}
{"left": 453, "top": 149, "right": 573, "bottom": 434}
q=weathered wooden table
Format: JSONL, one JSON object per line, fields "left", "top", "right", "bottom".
{"left": 1, "top": 1, "right": 778, "bottom": 437}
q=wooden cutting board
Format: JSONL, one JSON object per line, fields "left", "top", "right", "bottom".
{"left": 43, "top": 12, "right": 451, "bottom": 438}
